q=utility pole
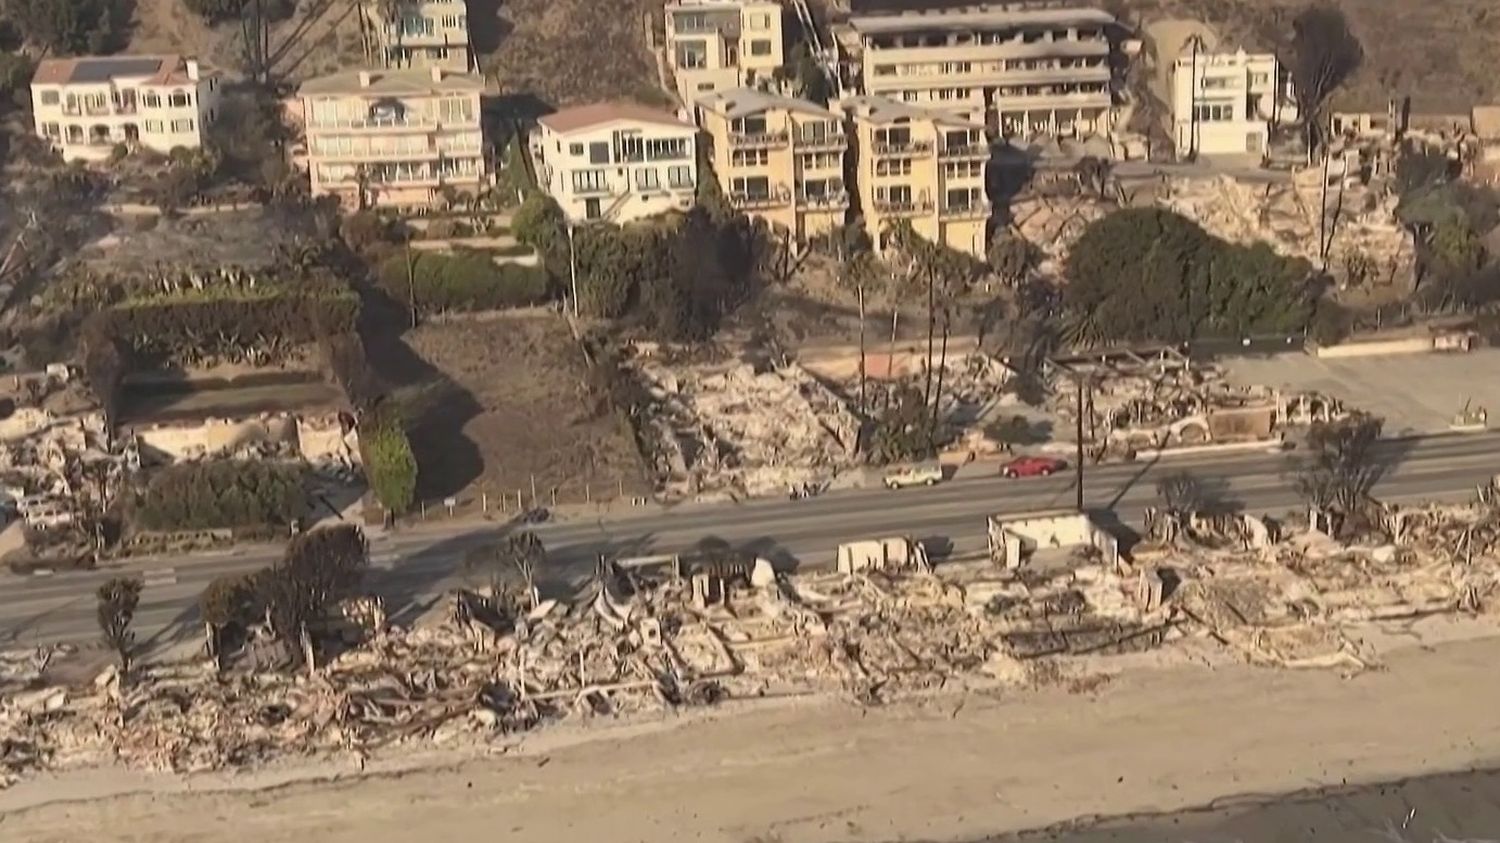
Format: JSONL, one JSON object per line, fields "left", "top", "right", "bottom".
{"left": 405, "top": 239, "right": 418, "bottom": 329}
{"left": 1074, "top": 376, "right": 1087, "bottom": 511}
{"left": 566, "top": 222, "right": 579, "bottom": 317}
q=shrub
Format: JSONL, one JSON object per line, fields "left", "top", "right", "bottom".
{"left": 135, "top": 461, "right": 307, "bottom": 532}
{"left": 360, "top": 406, "right": 416, "bottom": 515}
{"left": 377, "top": 251, "right": 547, "bottom": 313}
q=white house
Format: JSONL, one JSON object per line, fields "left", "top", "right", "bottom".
{"left": 30, "top": 55, "right": 222, "bottom": 162}
{"left": 532, "top": 102, "right": 699, "bottom": 224}
{"left": 1171, "top": 48, "right": 1296, "bottom": 159}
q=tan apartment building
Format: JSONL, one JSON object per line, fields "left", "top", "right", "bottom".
{"left": 29, "top": 55, "right": 221, "bottom": 162}
{"left": 296, "top": 66, "right": 487, "bottom": 209}
{"left": 835, "top": 5, "right": 1119, "bottom": 139}
{"left": 834, "top": 95, "right": 990, "bottom": 257}
{"left": 695, "top": 88, "right": 848, "bottom": 243}
{"left": 360, "top": 0, "right": 474, "bottom": 73}
{"left": 532, "top": 103, "right": 699, "bottom": 224}
{"left": 665, "top": 0, "right": 786, "bottom": 105}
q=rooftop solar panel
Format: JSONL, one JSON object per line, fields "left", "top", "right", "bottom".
{"left": 68, "top": 57, "right": 165, "bottom": 83}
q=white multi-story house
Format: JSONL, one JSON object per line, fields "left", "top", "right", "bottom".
{"left": 296, "top": 66, "right": 488, "bottom": 209}
{"left": 29, "top": 55, "right": 221, "bottom": 162}
{"left": 1171, "top": 48, "right": 1297, "bottom": 158}
{"left": 360, "top": 0, "right": 475, "bottom": 73}
{"left": 532, "top": 103, "right": 699, "bottom": 224}
{"left": 665, "top": 0, "right": 786, "bottom": 105}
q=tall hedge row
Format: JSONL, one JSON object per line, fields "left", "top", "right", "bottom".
{"left": 377, "top": 251, "right": 548, "bottom": 314}
{"left": 135, "top": 460, "right": 307, "bottom": 532}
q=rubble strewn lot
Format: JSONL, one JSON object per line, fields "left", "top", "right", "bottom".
{"left": 6, "top": 493, "right": 1500, "bottom": 789}
{"left": 635, "top": 360, "right": 861, "bottom": 501}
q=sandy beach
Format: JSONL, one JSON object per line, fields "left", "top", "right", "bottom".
{"left": 4, "top": 624, "right": 1500, "bottom": 843}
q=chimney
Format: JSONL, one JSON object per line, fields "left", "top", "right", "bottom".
{"left": 186, "top": 59, "right": 200, "bottom": 81}
{"left": 430, "top": 66, "right": 443, "bottom": 84}
{"left": 358, "top": 70, "right": 373, "bottom": 88}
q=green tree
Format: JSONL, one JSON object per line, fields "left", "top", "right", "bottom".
{"left": 1065, "top": 208, "right": 1311, "bottom": 344}
{"left": 788, "top": 42, "right": 831, "bottom": 105}
{"left": 360, "top": 406, "right": 417, "bottom": 515}
{"left": 97, "top": 576, "right": 143, "bottom": 675}
{"left": 7, "top": 0, "right": 129, "bottom": 53}
{"left": 870, "top": 386, "right": 937, "bottom": 464}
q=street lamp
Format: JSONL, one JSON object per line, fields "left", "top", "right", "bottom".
{"left": 566, "top": 221, "right": 579, "bottom": 317}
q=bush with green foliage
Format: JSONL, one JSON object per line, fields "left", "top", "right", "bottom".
{"left": 360, "top": 406, "right": 417, "bottom": 515}
{"left": 1064, "top": 208, "right": 1313, "bottom": 344}
{"left": 135, "top": 461, "right": 307, "bottom": 532}
{"left": 870, "top": 386, "right": 938, "bottom": 464}
{"left": 377, "top": 251, "right": 547, "bottom": 313}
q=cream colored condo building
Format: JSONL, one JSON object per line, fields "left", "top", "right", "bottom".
{"left": 533, "top": 103, "right": 699, "bottom": 224}
{"left": 696, "top": 88, "right": 849, "bottom": 243}
{"left": 360, "top": 0, "right": 475, "bottom": 73}
{"left": 30, "top": 55, "right": 221, "bottom": 162}
{"left": 834, "top": 95, "right": 990, "bottom": 257}
{"left": 837, "top": 5, "right": 1118, "bottom": 139}
{"left": 1171, "top": 48, "right": 1295, "bottom": 159}
{"left": 297, "top": 66, "right": 487, "bottom": 209}
{"left": 665, "top": 0, "right": 786, "bottom": 105}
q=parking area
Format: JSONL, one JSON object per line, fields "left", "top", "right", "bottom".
{"left": 1220, "top": 349, "right": 1500, "bottom": 436}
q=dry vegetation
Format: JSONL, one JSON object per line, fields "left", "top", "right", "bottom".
{"left": 370, "top": 311, "right": 649, "bottom": 509}
{"left": 477, "top": 0, "right": 669, "bottom": 108}
{"left": 1132, "top": 0, "right": 1500, "bottom": 111}
{"left": 125, "top": 0, "right": 365, "bottom": 82}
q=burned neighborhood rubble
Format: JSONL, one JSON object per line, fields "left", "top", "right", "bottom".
{"left": 6, "top": 483, "right": 1500, "bottom": 788}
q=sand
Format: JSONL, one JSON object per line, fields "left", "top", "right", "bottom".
{"left": 6, "top": 628, "right": 1500, "bottom": 843}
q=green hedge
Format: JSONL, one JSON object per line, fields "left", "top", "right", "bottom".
{"left": 377, "top": 251, "right": 548, "bottom": 313}
{"left": 83, "top": 288, "right": 359, "bottom": 363}
{"left": 135, "top": 460, "right": 307, "bottom": 532}
{"left": 359, "top": 407, "right": 417, "bottom": 514}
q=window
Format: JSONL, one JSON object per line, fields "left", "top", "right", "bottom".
{"left": 569, "top": 142, "right": 584, "bottom": 156}
{"left": 749, "top": 13, "right": 769, "bottom": 29}
{"left": 588, "top": 142, "right": 610, "bottom": 164}
{"left": 144, "top": 119, "right": 164, "bottom": 133}
{"left": 873, "top": 64, "right": 896, "bottom": 77}
{"left": 668, "top": 164, "right": 694, "bottom": 188}
{"left": 42, "top": 122, "right": 60, "bottom": 138}
{"left": 733, "top": 115, "right": 768, "bottom": 135}
{"left": 635, "top": 168, "right": 661, "bottom": 190}
{"left": 171, "top": 118, "right": 195, "bottom": 133}
{"left": 676, "top": 41, "right": 709, "bottom": 69}
{"left": 730, "top": 175, "right": 770, "bottom": 198}
{"left": 901, "top": 91, "right": 918, "bottom": 102}
{"left": 571, "top": 170, "right": 609, "bottom": 192}
{"left": 646, "top": 137, "right": 687, "bottom": 160}
{"left": 876, "top": 184, "right": 912, "bottom": 205}
{"left": 1201, "top": 76, "right": 1232, "bottom": 90}
{"left": 441, "top": 14, "right": 465, "bottom": 29}
{"left": 1195, "top": 102, "right": 1234, "bottom": 122}
{"left": 731, "top": 149, "right": 768, "bottom": 167}
{"left": 749, "top": 39, "right": 772, "bottom": 57}
{"left": 1249, "top": 72, "right": 1270, "bottom": 86}
{"left": 943, "top": 161, "right": 982, "bottom": 178}
{"left": 615, "top": 131, "right": 646, "bottom": 162}
{"left": 429, "top": 47, "right": 450, "bottom": 60}
{"left": 440, "top": 97, "right": 474, "bottom": 123}
{"left": 945, "top": 187, "right": 977, "bottom": 209}
{"left": 142, "top": 91, "right": 161, "bottom": 108}
{"left": 875, "top": 159, "right": 912, "bottom": 177}
{"left": 799, "top": 152, "right": 840, "bottom": 169}
{"left": 39, "top": 90, "right": 59, "bottom": 106}
{"left": 168, "top": 89, "right": 191, "bottom": 108}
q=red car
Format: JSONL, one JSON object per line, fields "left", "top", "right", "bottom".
{"left": 1001, "top": 455, "right": 1067, "bottom": 479}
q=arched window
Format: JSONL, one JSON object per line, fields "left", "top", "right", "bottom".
{"left": 169, "top": 89, "right": 191, "bottom": 108}
{"left": 142, "top": 92, "right": 161, "bottom": 108}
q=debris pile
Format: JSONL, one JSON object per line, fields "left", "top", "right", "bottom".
{"left": 1046, "top": 346, "right": 1344, "bottom": 456}
{"left": 635, "top": 361, "right": 862, "bottom": 501}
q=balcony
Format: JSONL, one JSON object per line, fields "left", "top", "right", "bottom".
{"left": 939, "top": 143, "right": 989, "bottom": 160}
{"left": 939, "top": 200, "right": 992, "bottom": 220}
{"left": 873, "top": 197, "right": 934, "bottom": 216}
{"left": 729, "top": 186, "right": 793, "bottom": 209}
{"left": 572, "top": 180, "right": 614, "bottom": 197}
{"left": 306, "top": 115, "right": 452, "bottom": 132}
{"left": 797, "top": 190, "right": 849, "bottom": 210}
{"left": 796, "top": 131, "right": 847, "bottom": 150}
{"left": 729, "top": 130, "right": 789, "bottom": 149}
{"left": 872, "top": 140, "right": 933, "bottom": 157}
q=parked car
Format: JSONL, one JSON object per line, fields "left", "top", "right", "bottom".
{"left": 883, "top": 460, "right": 944, "bottom": 489}
{"left": 1001, "top": 455, "right": 1067, "bottom": 479}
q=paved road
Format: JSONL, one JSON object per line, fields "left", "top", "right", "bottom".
{"left": 3, "top": 432, "right": 1497, "bottom": 651}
